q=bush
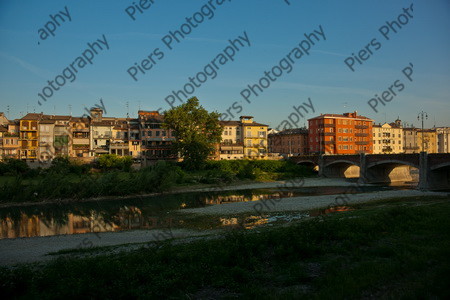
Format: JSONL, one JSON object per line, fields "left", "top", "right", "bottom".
{"left": 97, "top": 154, "right": 133, "bottom": 172}
{"left": 0, "top": 158, "right": 30, "bottom": 175}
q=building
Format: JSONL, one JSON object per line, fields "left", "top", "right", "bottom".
{"left": 219, "top": 116, "right": 268, "bottom": 159}
{"left": 268, "top": 128, "right": 308, "bottom": 157}
{"left": 19, "top": 113, "right": 41, "bottom": 160}
{"left": 89, "top": 108, "right": 115, "bottom": 156}
{"left": 403, "top": 128, "right": 437, "bottom": 153}
{"left": 38, "top": 118, "right": 55, "bottom": 162}
{"left": 138, "top": 111, "right": 176, "bottom": 161}
{"left": 372, "top": 120, "right": 403, "bottom": 154}
{"left": 436, "top": 127, "right": 450, "bottom": 153}
{"left": 1, "top": 120, "right": 20, "bottom": 159}
{"left": 219, "top": 121, "right": 244, "bottom": 160}
{"left": 241, "top": 116, "right": 268, "bottom": 159}
{"left": 308, "top": 111, "right": 373, "bottom": 154}
{"left": 70, "top": 117, "right": 90, "bottom": 158}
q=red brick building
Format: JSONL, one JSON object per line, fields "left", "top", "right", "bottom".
{"left": 268, "top": 128, "right": 308, "bottom": 157}
{"left": 308, "top": 111, "right": 373, "bottom": 154}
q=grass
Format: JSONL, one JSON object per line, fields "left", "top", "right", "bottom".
{"left": 1, "top": 196, "right": 449, "bottom": 298}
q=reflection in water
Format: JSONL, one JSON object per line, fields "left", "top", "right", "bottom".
{"left": 0, "top": 184, "right": 405, "bottom": 239}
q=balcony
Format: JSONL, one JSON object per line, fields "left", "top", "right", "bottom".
{"left": 355, "top": 125, "right": 368, "bottom": 129}
{"left": 356, "top": 141, "right": 369, "bottom": 145}
{"left": 324, "top": 132, "right": 335, "bottom": 136}
{"left": 110, "top": 143, "right": 128, "bottom": 149}
{"left": 320, "top": 124, "right": 335, "bottom": 128}
{"left": 355, "top": 133, "right": 368, "bottom": 137}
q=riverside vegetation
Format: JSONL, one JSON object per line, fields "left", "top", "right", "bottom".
{"left": 1, "top": 196, "right": 449, "bottom": 298}
{"left": 0, "top": 156, "right": 314, "bottom": 203}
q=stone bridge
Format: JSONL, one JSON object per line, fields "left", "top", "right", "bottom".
{"left": 291, "top": 153, "right": 450, "bottom": 190}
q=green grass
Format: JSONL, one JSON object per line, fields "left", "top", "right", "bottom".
{"left": 1, "top": 197, "right": 449, "bottom": 298}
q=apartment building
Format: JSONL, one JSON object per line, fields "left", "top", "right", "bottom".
{"left": 372, "top": 121, "right": 403, "bottom": 154}
{"left": 89, "top": 108, "right": 115, "bottom": 156}
{"left": 38, "top": 119, "right": 55, "bottom": 162}
{"left": 19, "top": 113, "right": 41, "bottom": 160}
{"left": 308, "top": 111, "right": 373, "bottom": 154}
{"left": 240, "top": 116, "right": 268, "bottom": 159}
{"left": 403, "top": 128, "right": 437, "bottom": 153}
{"left": 268, "top": 128, "right": 308, "bottom": 157}
{"left": 1, "top": 121, "right": 20, "bottom": 159}
{"left": 138, "top": 111, "right": 176, "bottom": 161}
{"left": 436, "top": 127, "right": 450, "bottom": 153}
{"left": 71, "top": 117, "right": 90, "bottom": 158}
{"left": 220, "top": 121, "right": 244, "bottom": 160}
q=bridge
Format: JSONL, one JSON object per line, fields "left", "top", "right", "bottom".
{"left": 291, "top": 153, "right": 450, "bottom": 190}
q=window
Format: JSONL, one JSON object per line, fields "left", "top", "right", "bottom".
{"left": 156, "top": 131, "right": 160, "bottom": 136}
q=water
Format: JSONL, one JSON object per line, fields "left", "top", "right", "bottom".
{"left": 0, "top": 184, "right": 412, "bottom": 239}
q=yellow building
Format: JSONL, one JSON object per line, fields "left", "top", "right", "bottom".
{"left": 19, "top": 113, "right": 41, "bottom": 160}
{"left": 241, "top": 116, "right": 268, "bottom": 159}
{"left": 372, "top": 122, "right": 403, "bottom": 154}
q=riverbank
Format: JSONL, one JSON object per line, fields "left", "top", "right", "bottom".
{"left": 2, "top": 196, "right": 449, "bottom": 298}
{"left": 0, "top": 188, "right": 447, "bottom": 266}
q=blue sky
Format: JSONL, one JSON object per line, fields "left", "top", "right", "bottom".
{"left": 0, "top": 0, "right": 449, "bottom": 128}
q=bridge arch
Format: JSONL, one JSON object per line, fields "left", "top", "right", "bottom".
{"left": 296, "top": 160, "right": 319, "bottom": 172}
{"left": 365, "top": 160, "right": 418, "bottom": 184}
{"left": 322, "top": 160, "right": 360, "bottom": 178}
{"left": 428, "top": 162, "right": 450, "bottom": 190}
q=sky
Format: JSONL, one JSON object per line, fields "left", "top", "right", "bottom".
{"left": 0, "top": 0, "right": 449, "bottom": 129}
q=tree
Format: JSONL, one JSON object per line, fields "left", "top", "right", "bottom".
{"left": 163, "top": 97, "right": 223, "bottom": 169}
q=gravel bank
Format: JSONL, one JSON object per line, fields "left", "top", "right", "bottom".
{"left": 181, "top": 190, "right": 448, "bottom": 215}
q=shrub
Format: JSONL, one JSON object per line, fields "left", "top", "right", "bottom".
{"left": 97, "top": 154, "right": 133, "bottom": 172}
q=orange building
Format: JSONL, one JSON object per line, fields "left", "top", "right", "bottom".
{"left": 308, "top": 111, "right": 373, "bottom": 155}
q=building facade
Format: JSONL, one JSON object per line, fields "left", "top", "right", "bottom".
{"left": 220, "top": 121, "right": 244, "bottom": 160}
{"left": 308, "top": 111, "right": 373, "bottom": 155}
{"left": 436, "top": 127, "right": 450, "bottom": 153}
{"left": 403, "top": 128, "right": 437, "bottom": 153}
{"left": 268, "top": 128, "right": 308, "bottom": 157}
{"left": 138, "top": 111, "right": 176, "bottom": 161}
{"left": 218, "top": 116, "right": 268, "bottom": 160}
{"left": 372, "top": 121, "right": 403, "bottom": 154}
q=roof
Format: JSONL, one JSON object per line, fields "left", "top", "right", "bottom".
{"left": 39, "top": 119, "right": 56, "bottom": 124}
{"left": 270, "top": 128, "right": 308, "bottom": 135}
{"left": 242, "top": 122, "right": 268, "bottom": 127}
{"left": 220, "top": 121, "right": 241, "bottom": 126}
{"left": 21, "top": 113, "right": 42, "bottom": 120}
{"left": 308, "top": 113, "right": 373, "bottom": 122}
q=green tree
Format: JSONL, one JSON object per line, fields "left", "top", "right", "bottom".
{"left": 163, "top": 97, "right": 223, "bottom": 169}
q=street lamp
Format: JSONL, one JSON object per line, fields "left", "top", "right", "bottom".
{"left": 417, "top": 111, "right": 428, "bottom": 152}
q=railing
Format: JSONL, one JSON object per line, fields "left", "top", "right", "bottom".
{"left": 356, "top": 141, "right": 369, "bottom": 145}
{"left": 320, "top": 124, "right": 335, "bottom": 128}
{"left": 324, "top": 132, "right": 335, "bottom": 136}
{"left": 355, "top": 133, "right": 368, "bottom": 137}
{"left": 355, "top": 125, "right": 368, "bottom": 129}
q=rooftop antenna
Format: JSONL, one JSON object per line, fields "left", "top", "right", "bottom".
{"left": 69, "top": 104, "right": 72, "bottom": 116}
{"left": 6, "top": 105, "right": 10, "bottom": 119}
{"left": 53, "top": 105, "right": 56, "bottom": 116}
{"left": 26, "top": 103, "right": 29, "bottom": 113}
{"left": 33, "top": 106, "right": 36, "bottom": 113}
{"left": 126, "top": 101, "right": 129, "bottom": 118}
{"left": 384, "top": 112, "right": 386, "bottom": 123}
{"left": 138, "top": 101, "right": 141, "bottom": 111}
